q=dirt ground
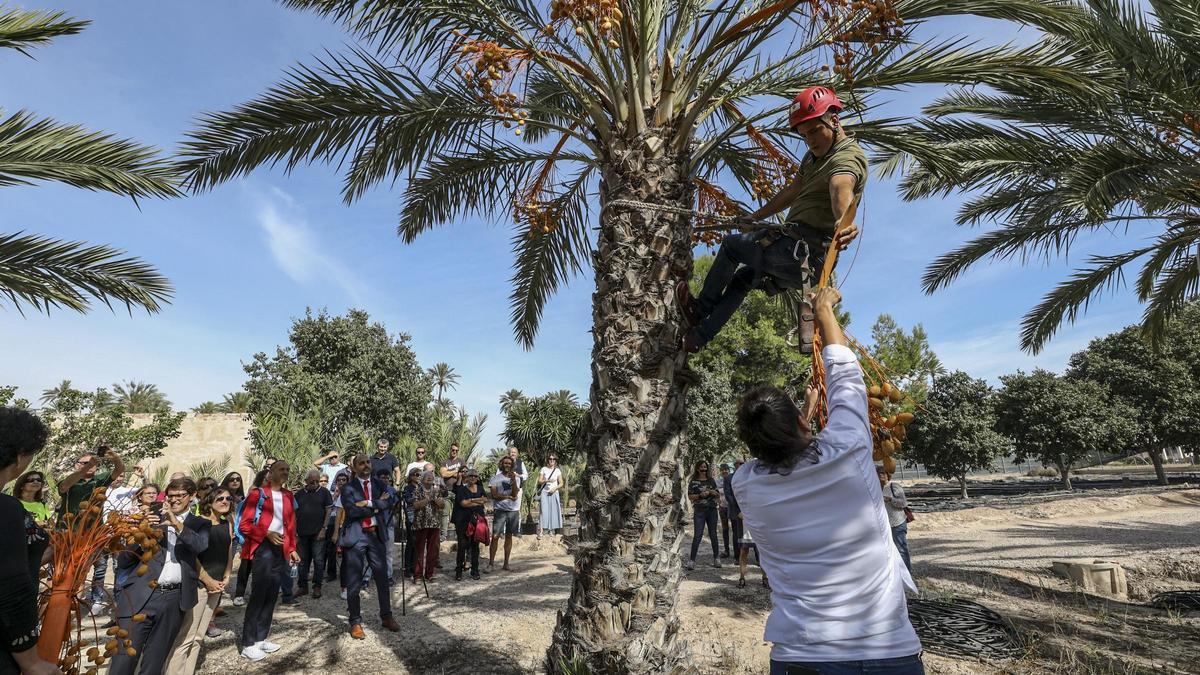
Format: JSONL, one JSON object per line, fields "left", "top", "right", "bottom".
{"left": 184, "top": 489, "right": 1200, "bottom": 674}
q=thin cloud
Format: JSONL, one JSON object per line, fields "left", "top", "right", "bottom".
{"left": 255, "top": 188, "right": 367, "bottom": 304}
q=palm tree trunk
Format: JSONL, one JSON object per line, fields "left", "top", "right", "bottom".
{"left": 548, "top": 132, "right": 694, "bottom": 674}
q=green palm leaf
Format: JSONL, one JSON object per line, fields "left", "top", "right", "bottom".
{"left": 0, "top": 232, "right": 173, "bottom": 315}
{"left": 0, "top": 7, "right": 86, "bottom": 54}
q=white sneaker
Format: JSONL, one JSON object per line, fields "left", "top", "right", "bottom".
{"left": 89, "top": 602, "right": 106, "bottom": 617}
{"left": 685, "top": 559, "right": 695, "bottom": 570}
{"left": 241, "top": 646, "right": 266, "bottom": 661}
{"left": 340, "top": 589, "right": 348, "bottom": 600}
{"left": 256, "top": 640, "right": 281, "bottom": 653}
{"left": 232, "top": 597, "right": 246, "bottom": 607}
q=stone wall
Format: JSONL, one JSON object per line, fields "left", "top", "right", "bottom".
{"left": 132, "top": 413, "right": 254, "bottom": 479}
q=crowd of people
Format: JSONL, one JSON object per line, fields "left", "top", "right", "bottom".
{"left": 0, "top": 431, "right": 567, "bottom": 673}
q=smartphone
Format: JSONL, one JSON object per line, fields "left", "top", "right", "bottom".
{"left": 149, "top": 502, "right": 163, "bottom": 517}
{"left": 96, "top": 446, "right": 109, "bottom": 458}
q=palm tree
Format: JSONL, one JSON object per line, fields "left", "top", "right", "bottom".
{"left": 427, "top": 362, "right": 460, "bottom": 402}
{"left": 39, "top": 378, "right": 74, "bottom": 409}
{"left": 0, "top": 7, "right": 179, "bottom": 315}
{"left": 546, "top": 388, "right": 579, "bottom": 405}
{"left": 192, "top": 401, "right": 221, "bottom": 414}
{"left": 218, "top": 391, "right": 252, "bottom": 413}
{"left": 112, "top": 380, "right": 171, "bottom": 414}
{"left": 889, "top": 0, "right": 1200, "bottom": 352}
{"left": 176, "top": 0, "right": 1082, "bottom": 669}
{"left": 499, "top": 388, "right": 525, "bottom": 413}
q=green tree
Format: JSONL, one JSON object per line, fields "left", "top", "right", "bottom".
{"left": 995, "top": 369, "right": 1136, "bottom": 489}
{"left": 247, "top": 401, "right": 325, "bottom": 487}
{"left": 1067, "top": 316, "right": 1200, "bottom": 485}
{"left": 112, "top": 380, "right": 171, "bottom": 414}
{"left": 684, "top": 359, "right": 740, "bottom": 468}
{"left": 175, "top": 0, "right": 1087, "bottom": 668}
{"left": 503, "top": 392, "right": 587, "bottom": 469}
{"left": 243, "top": 308, "right": 432, "bottom": 444}
{"left": 868, "top": 314, "right": 944, "bottom": 406}
{"left": 0, "top": 385, "right": 30, "bottom": 408}
{"left": 218, "top": 391, "right": 252, "bottom": 413}
{"left": 40, "top": 378, "right": 73, "bottom": 409}
{"left": 904, "top": 371, "right": 1009, "bottom": 498}
{"left": 0, "top": 8, "right": 177, "bottom": 314}
{"left": 35, "top": 385, "right": 184, "bottom": 476}
{"left": 192, "top": 401, "right": 220, "bottom": 414}
{"left": 499, "top": 388, "right": 526, "bottom": 413}
{"left": 428, "top": 362, "right": 460, "bottom": 402}
{"left": 892, "top": 0, "right": 1200, "bottom": 351}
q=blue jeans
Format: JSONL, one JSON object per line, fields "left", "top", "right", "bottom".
{"left": 89, "top": 552, "right": 109, "bottom": 602}
{"left": 694, "top": 231, "right": 817, "bottom": 346}
{"left": 770, "top": 653, "right": 924, "bottom": 675}
{"left": 690, "top": 507, "right": 719, "bottom": 562}
{"left": 891, "top": 522, "right": 913, "bottom": 574}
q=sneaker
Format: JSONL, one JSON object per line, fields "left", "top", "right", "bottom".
{"left": 241, "top": 646, "right": 266, "bottom": 661}
{"left": 256, "top": 640, "right": 281, "bottom": 653}
{"left": 340, "top": 589, "right": 348, "bottom": 600}
{"left": 685, "top": 558, "right": 695, "bottom": 571}
{"left": 713, "top": 558, "right": 723, "bottom": 569}
{"left": 205, "top": 625, "right": 223, "bottom": 638}
{"left": 89, "top": 602, "right": 106, "bottom": 617}
{"left": 681, "top": 330, "right": 702, "bottom": 354}
{"left": 232, "top": 596, "right": 246, "bottom": 607}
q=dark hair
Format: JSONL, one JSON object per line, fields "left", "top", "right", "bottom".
{"left": 166, "top": 477, "right": 197, "bottom": 495}
{"left": 0, "top": 407, "right": 50, "bottom": 470}
{"left": 252, "top": 468, "right": 268, "bottom": 488}
{"left": 450, "top": 443, "right": 459, "bottom": 449}
{"left": 13, "top": 471, "right": 45, "bottom": 503}
{"left": 200, "top": 487, "right": 231, "bottom": 517}
{"left": 499, "top": 456, "right": 514, "bottom": 471}
{"left": 219, "top": 472, "right": 245, "bottom": 501}
{"left": 197, "top": 477, "right": 218, "bottom": 492}
{"left": 374, "top": 468, "right": 390, "bottom": 479}
{"left": 737, "top": 386, "right": 813, "bottom": 469}
{"left": 691, "top": 461, "right": 711, "bottom": 480}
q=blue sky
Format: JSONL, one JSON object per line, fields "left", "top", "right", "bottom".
{"left": 2, "top": 1, "right": 1149, "bottom": 446}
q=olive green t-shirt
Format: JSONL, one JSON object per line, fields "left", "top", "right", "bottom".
{"left": 782, "top": 135, "right": 868, "bottom": 237}
{"left": 60, "top": 470, "right": 113, "bottom": 516}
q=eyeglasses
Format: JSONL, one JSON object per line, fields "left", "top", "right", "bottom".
{"left": 166, "top": 493, "right": 190, "bottom": 501}
{"left": 214, "top": 496, "right": 232, "bottom": 503}
{"left": 27, "top": 477, "right": 44, "bottom": 483}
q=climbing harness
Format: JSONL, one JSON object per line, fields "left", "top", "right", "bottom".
{"left": 907, "top": 598, "right": 1023, "bottom": 662}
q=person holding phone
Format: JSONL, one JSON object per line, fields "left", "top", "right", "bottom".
{"left": 686, "top": 461, "right": 723, "bottom": 570}
{"left": 732, "top": 287, "right": 922, "bottom": 675}
{"left": 58, "top": 445, "right": 125, "bottom": 615}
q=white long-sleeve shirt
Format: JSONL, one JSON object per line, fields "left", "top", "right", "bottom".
{"left": 731, "top": 344, "right": 920, "bottom": 663}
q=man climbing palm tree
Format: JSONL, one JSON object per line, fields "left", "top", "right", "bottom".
{"left": 678, "top": 86, "right": 865, "bottom": 354}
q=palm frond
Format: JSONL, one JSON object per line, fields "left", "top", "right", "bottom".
{"left": 0, "top": 7, "right": 87, "bottom": 54}
{"left": 0, "top": 110, "right": 181, "bottom": 197}
{"left": 0, "top": 231, "right": 173, "bottom": 315}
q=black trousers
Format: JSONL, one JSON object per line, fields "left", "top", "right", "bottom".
{"left": 454, "top": 522, "right": 480, "bottom": 574}
{"left": 323, "top": 518, "right": 339, "bottom": 580}
{"left": 234, "top": 556, "right": 252, "bottom": 598}
{"left": 107, "top": 587, "right": 184, "bottom": 675}
{"left": 343, "top": 534, "right": 391, "bottom": 624}
{"left": 296, "top": 533, "right": 327, "bottom": 590}
{"left": 730, "top": 515, "right": 744, "bottom": 552}
{"left": 241, "top": 542, "right": 283, "bottom": 648}
{"left": 719, "top": 507, "right": 731, "bottom": 554}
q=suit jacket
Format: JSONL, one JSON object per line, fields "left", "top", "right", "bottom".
{"left": 114, "top": 513, "right": 210, "bottom": 614}
{"left": 339, "top": 476, "right": 393, "bottom": 548}
{"left": 238, "top": 485, "right": 297, "bottom": 559}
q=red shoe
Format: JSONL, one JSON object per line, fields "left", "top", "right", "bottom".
{"left": 676, "top": 281, "right": 700, "bottom": 328}
{"left": 681, "top": 330, "right": 702, "bottom": 354}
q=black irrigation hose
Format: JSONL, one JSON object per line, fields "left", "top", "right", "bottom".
{"left": 1151, "top": 590, "right": 1200, "bottom": 611}
{"left": 908, "top": 598, "right": 1023, "bottom": 662}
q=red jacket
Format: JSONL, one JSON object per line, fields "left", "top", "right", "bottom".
{"left": 238, "top": 485, "right": 297, "bottom": 559}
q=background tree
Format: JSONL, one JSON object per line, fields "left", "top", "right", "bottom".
{"left": 34, "top": 385, "right": 184, "bottom": 478}
{"left": 177, "top": 0, "right": 1087, "bottom": 668}
{"left": 242, "top": 308, "right": 432, "bottom": 444}
{"left": 218, "top": 391, "right": 252, "bottom": 413}
{"left": 869, "top": 313, "right": 945, "bottom": 406}
{"left": 995, "top": 369, "right": 1136, "bottom": 489}
{"left": 1, "top": 384, "right": 30, "bottom": 408}
{"left": 892, "top": 0, "right": 1200, "bottom": 351}
{"left": 0, "top": 7, "right": 177, "bottom": 314}
{"left": 1067, "top": 315, "right": 1200, "bottom": 485}
{"left": 503, "top": 391, "right": 588, "bottom": 469}
{"left": 39, "top": 378, "right": 73, "bottom": 409}
{"left": 684, "top": 359, "right": 740, "bottom": 468}
{"left": 427, "top": 362, "right": 460, "bottom": 402}
{"left": 112, "top": 380, "right": 171, "bottom": 414}
{"left": 499, "top": 388, "right": 526, "bottom": 413}
{"left": 904, "top": 371, "right": 1009, "bottom": 498}
{"left": 192, "top": 401, "right": 220, "bottom": 414}
{"left": 247, "top": 401, "right": 326, "bottom": 487}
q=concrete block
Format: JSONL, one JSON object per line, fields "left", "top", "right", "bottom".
{"left": 1051, "top": 559, "right": 1128, "bottom": 599}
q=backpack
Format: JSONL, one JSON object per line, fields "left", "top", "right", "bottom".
{"left": 466, "top": 513, "right": 490, "bottom": 544}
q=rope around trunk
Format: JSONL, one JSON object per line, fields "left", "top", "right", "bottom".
{"left": 601, "top": 198, "right": 785, "bottom": 231}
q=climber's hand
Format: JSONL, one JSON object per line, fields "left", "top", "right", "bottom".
{"left": 833, "top": 223, "right": 859, "bottom": 251}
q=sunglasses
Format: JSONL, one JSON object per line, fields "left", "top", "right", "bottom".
{"left": 214, "top": 496, "right": 232, "bottom": 503}
{"left": 27, "top": 477, "right": 44, "bottom": 483}
{"left": 229, "top": 477, "right": 242, "bottom": 481}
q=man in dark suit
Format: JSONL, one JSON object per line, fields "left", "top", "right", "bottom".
{"left": 339, "top": 454, "right": 400, "bottom": 638}
{"left": 109, "top": 476, "right": 210, "bottom": 675}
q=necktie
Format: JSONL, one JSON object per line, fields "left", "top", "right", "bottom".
{"left": 362, "top": 479, "right": 373, "bottom": 528}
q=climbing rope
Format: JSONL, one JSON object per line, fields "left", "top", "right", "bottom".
{"left": 1151, "top": 590, "right": 1200, "bottom": 611}
{"left": 600, "top": 198, "right": 785, "bottom": 231}
{"left": 907, "top": 598, "right": 1023, "bottom": 662}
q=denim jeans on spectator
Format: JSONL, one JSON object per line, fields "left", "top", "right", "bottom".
{"left": 89, "top": 552, "right": 109, "bottom": 603}
{"left": 891, "top": 522, "right": 913, "bottom": 574}
{"left": 770, "top": 653, "right": 924, "bottom": 675}
{"left": 690, "top": 507, "right": 720, "bottom": 562}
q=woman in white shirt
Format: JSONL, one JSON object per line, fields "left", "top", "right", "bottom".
{"left": 536, "top": 455, "right": 564, "bottom": 538}
{"left": 731, "top": 287, "right": 923, "bottom": 675}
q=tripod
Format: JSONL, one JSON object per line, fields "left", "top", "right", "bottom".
{"left": 398, "top": 501, "right": 430, "bottom": 617}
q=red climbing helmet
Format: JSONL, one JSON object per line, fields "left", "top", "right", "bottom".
{"left": 789, "top": 86, "right": 844, "bottom": 129}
